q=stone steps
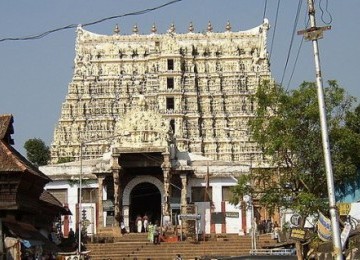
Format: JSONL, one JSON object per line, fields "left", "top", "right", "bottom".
{"left": 86, "top": 234, "right": 278, "bottom": 260}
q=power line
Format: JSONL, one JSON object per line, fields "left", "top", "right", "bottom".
{"left": 269, "top": 0, "right": 280, "bottom": 60}
{"left": 0, "top": 0, "right": 182, "bottom": 43}
{"left": 319, "top": 0, "right": 333, "bottom": 25}
{"left": 286, "top": 0, "right": 332, "bottom": 90}
{"left": 286, "top": 18, "right": 309, "bottom": 91}
{"left": 286, "top": 36, "right": 304, "bottom": 91}
{"left": 262, "top": 0, "right": 268, "bottom": 21}
{"left": 280, "top": 0, "right": 303, "bottom": 86}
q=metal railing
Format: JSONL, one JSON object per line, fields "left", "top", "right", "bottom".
{"left": 249, "top": 248, "right": 296, "bottom": 256}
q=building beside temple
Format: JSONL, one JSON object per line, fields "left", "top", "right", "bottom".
{"left": 41, "top": 20, "right": 273, "bottom": 238}
{"left": 0, "top": 114, "right": 70, "bottom": 258}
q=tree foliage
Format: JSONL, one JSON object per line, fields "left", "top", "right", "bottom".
{"left": 57, "top": 157, "right": 75, "bottom": 164}
{"left": 24, "top": 138, "right": 50, "bottom": 166}
{"left": 231, "top": 80, "right": 360, "bottom": 220}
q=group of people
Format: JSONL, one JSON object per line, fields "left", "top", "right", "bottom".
{"left": 133, "top": 214, "right": 165, "bottom": 244}
{"left": 147, "top": 221, "right": 161, "bottom": 244}
{"left": 135, "top": 214, "right": 149, "bottom": 233}
{"left": 257, "top": 219, "right": 278, "bottom": 234}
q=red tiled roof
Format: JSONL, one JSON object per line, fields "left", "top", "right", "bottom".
{"left": 0, "top": 114, "right": 51, "bottom": 181}
{"left": 40, "top": 190, "right": 72, "bottom": 215}
{"left": 0, "top": 114, "right": 14, "bottom": 143}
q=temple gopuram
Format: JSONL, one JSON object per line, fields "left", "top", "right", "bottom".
{"left": 42, "top": 20, "right": 273, "bottom": 239}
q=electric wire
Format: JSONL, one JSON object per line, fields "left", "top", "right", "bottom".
{"left": 304, "top": 2, "right": 309, "bottom": 28}
{"left": 262, "top": 0, "right": 268, "bottom": 21}
{"left": 286, "top": 36, "right": 304, "bottom": 91}
{"left": 286, "top": 16, "right": 310, "bottom": 91}
{"left": 0, "top": 0, "right": 182, "bottom": 43}
{"left": 269, "top": 0, "right": 280, "bottom": 60}
{"left": 280, "top": 0, "right": 303, "bottom": 86}
{"left": 319, "top": 0, "right": 333, "bottom": 25}
{"left": 286, "top": 1, "right": 313, "bottom": 90}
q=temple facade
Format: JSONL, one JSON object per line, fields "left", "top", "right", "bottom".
{"left": 42, "top": 20, "right": 273, "bottom": 238}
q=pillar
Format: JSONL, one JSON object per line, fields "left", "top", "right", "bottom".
{"left": 240, "top": 201, "right": 247, "bottom": 236}
{"left": 162, "top": 167, "right": 171, "bottom": 216}
{"left": 97, "top": 176, "right": 105, "bottom": 228}
{"left": 221, "top": 201, "right": 226, "bottom": 233}
{"left": 112, "top": 155, "right": 121, "bottom": 227}
{"left": 180, "top": 173, "right": 188, "bottom": 214}
{"left": 162, "top": 151, "right": 171, "bottom": 217}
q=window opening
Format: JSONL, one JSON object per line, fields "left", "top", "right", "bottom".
{"left": 166, "top": 97, "right": 175, "bottom": 110}
{"left": 167, "top": 77, "right": 174, "bottom": 89}
{"left": 167, "top": 59, "right": 174, "bottom": 70}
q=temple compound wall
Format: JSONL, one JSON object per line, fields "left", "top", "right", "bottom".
{"left": 42, "top": 20, "right": 273, "bottom": 238}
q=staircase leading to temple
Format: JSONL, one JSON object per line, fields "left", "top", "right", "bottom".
{"left": 86, "top": 233, "right": 279, "bottom": 260}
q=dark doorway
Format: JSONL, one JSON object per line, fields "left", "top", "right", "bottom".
{"left": 130, "top": 182, "right": 161, "bottom": 232}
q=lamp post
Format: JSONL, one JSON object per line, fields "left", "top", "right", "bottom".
{"left": 78, "top": 141, "right": 83, "bottom": 253}
{"left": 297, "top": 1, "right": 342, "bottom": 257}
{"left": 243, "top": 194, "right": 256, "bottom": 250}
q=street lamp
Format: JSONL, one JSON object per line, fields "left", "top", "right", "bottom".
{"left": 78, "top": 141, "right": 83, "bottom": 253}
{"left": 243, "top": 194, "right": 256, "bottom": 250}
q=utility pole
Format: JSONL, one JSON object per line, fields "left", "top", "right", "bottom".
{"left": 78, "top": 142, "right": 84, "bottom": 253}
{"left": 298, "top": 0, "right": 343, "bottom": 259}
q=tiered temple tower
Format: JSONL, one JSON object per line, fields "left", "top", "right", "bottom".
{"left": 50, "top": 20, "right": 271, "bottom": 166}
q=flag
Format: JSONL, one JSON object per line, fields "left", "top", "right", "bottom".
{"left": 317, "top": 211, "right": 332, "bottom": 241}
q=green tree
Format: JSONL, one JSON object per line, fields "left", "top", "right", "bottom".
{"left": 57, "top": 157, "right": 75, "bottom": 164}
{"left": 24, "top": 138, "right": 50, "bottom": 166}
{"left": 231, "top": 80, "right": 360, "bottom": 258}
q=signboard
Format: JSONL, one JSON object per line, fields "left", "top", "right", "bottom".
{"left": 179, "top": 214, "right": 201, "bottom": 220}
{"left": 225, "top": 212, "right": 239, "bottom": 218}
{"left": 290, "top": 228, "right": 306, "bottom": 241}
{"left": 338, "top": 203, "right": 351, "bottom": 216}
{"left": 290, "top": 214, "right": 302, "bottom": 227}
{"left": 211, "top": 212, "right": 225, "bottom": 224}
{"left": 103, "top": 200, "right": 114, "bottom": 211}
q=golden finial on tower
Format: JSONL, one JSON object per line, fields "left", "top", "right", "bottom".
{"left": 225, "top": 21, "right": 232, "bottom": 32}
{"left": 207, "top": 21, "right": 213, "bottom": 32}
{"left": 188, "top": 22, "right": 194, "bottom": 33}
{"left": 132, "top": 24, "right": 139, "bottom": 34}
{"left": 151, "top": 23, "right": 157, "bottom": 34}
{"left": 169, "top": 23, "right": 176, "bottom": 33}
{"left": 114, "top": 24, "right": 120, "bottom": 35}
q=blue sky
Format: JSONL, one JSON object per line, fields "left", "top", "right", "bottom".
{"left": 0, "top": 0, "right": 359, "bottom": 155}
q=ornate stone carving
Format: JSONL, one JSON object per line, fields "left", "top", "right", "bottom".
{"left": 51, "top": 21, "right": 271, "bottom": 167}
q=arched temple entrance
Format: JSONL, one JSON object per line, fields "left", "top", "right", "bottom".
{"left": 122, "top": 176, "right": 164, "bottom": 232}
{"left": 130, "top": 182, "right": 161, "bottom": 231}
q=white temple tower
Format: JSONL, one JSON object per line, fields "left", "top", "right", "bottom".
{"left": 51, "top": 20, "right": 271, "bottom": 167}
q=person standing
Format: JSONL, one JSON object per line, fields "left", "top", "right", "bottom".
{"left": 143, "top": 214, "right": 149, "bottom": 232}
{"left": 273, "top": 221, "right": 280, "bottom": 241}
{"left": 68, "top": 228, "right": 75, "bottom": 239}
{"left": 136, "top": 215, "right": 143, "bottom": 233}
{"left": 153, "top": 221, "right": 160, "bottom": 244}
{"left": 147, "top": 222, "right": 154, "bottom": 242}
{"left": 265, "top": 219, "right": 273, "bottom": 234}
